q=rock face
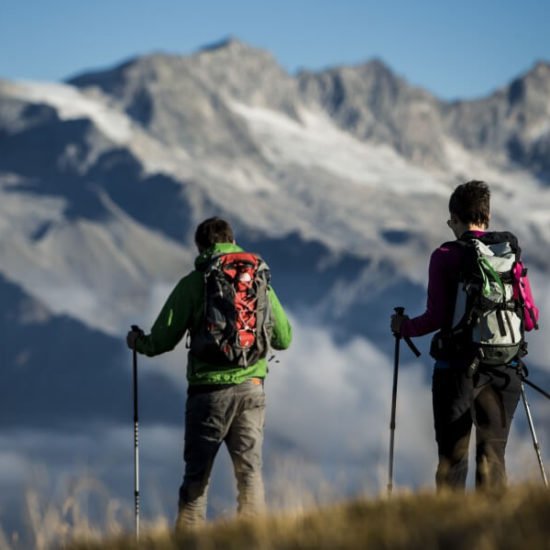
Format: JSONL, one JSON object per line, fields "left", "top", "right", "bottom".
{"left": 298, "top": 60, "right": 446, "bottom": 167}
{"left": 442, "top": 62, "right": 550, "bottom": 179}
{"left": 69, "top": 38, "right": 302, "bottom": 158}
{"left": 299, "top": 58, "right": 550, "bottom": 176}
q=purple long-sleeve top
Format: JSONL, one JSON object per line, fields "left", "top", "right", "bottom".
{"left": 400, "top": 231, "right": 485, "bottom": 338}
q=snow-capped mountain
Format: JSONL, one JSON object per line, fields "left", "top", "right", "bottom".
{"left": 1, "top": 38, "right": 549, "bottom": 537}
{"left": 2, "top": 39, "right": 550, "bottom": 338}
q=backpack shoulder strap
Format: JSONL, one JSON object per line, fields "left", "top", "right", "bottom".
{"left": 441, "top": 239, "right": 465, "bottom": 249}
{"left": 439, "top": 238, "right": 472, "bottom": 259}
{"left": 196, "top": 252, "right": 223, "bottom": 274}
{"left": 447, "top": 237, "right": 477, "bottom": 279}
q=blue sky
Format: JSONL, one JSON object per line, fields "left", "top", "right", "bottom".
{"left": 1, "top": 0, "right": 549, "bottom": 100}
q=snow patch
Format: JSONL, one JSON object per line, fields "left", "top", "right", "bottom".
{"left": 229, "top": 102, "right": 446, "bottom": 195}
{"left": 7, "top": 80, "right": 133, "bottom": 143}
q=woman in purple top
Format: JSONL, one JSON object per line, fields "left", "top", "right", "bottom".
{"left": 391, "top": 180, "right": 528, "bottom": 491}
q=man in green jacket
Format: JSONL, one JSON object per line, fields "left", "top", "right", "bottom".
{"left": 126, "top": 217, "right": 292, "bottom": 528}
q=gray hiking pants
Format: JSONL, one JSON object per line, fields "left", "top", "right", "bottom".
{"left": 177, "top": 378, "right": 266, "bottom": 527}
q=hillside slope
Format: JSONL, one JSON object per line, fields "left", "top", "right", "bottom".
{"left": 66, "top": 485, "right": 550, "bottom": 550}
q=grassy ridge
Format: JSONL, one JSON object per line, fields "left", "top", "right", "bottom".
{"left": 69, "top": 485, "right": 550, "bottom": 550}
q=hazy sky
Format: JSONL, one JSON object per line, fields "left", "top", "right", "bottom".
{"left": 1, "top": 0, "right": 549, "bottom": 99}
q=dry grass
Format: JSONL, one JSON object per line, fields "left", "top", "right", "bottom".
{"left": 65, "top": 484, "right": 550, "bottom": 550}
{"left": 0, "top": 477, "right": 168, "bottom": 550}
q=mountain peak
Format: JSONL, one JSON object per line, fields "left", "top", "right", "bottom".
{"left": 527, "top": 60, "right": 550, "bottom": 80}
{"left": 193, "top": 36, "right": 276, "bottom": 66}
{"left": 198, "top": 36, "right": 245, "bottom": 53}
{"left": 360, "top": 57, "right": 395, "bottom": 74}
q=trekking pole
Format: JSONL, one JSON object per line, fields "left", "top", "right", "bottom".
{"left": 387, "top": 308, "right": 402, "bottom": 496}
{"left": 520, "top": 383, "right": 548, "bottom": 487}
{"left": 517, "top": 361, "right": 550, "bottom": 400}
{"left": 131, "top": 325, "right": 141, "bottom": 540}
{"left": 522, "top": 378, "right": 550, "bottom": 400}
{"left": 388, "top": 307, "right": 421, "bottom": 496}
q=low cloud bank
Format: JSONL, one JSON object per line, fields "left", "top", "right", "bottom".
{"left": 0, "top": 315, "right": 548, "bottom": 539}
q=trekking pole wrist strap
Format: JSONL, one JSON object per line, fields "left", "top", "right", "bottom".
{"left": 403, "top": 336, "right": 421, "bottom": 357}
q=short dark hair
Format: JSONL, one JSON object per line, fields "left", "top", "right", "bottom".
{"left": 449, "top": 180, "right": 490, "bottom": 226}
{"left": 194, "top": 217, "right": 234, "bottom": 251}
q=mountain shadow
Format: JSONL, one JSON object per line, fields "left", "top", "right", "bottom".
{"left": 0, "top": 275, "right": 185, "bottom": 430}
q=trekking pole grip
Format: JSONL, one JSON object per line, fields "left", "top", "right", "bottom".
{"left": 393, "top": 307, "right": 421, "bottom": 358}
{"left": 393, "top": 307, "right": 405, "bottom": 339}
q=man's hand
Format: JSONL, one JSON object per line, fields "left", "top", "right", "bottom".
{"left": 391, "top": 313, "right": 409, "bottom": 336}
{"left": 127, "top": 326, "right": 144, "bottom": 350}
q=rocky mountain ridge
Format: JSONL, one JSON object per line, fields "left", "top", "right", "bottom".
{"left": 67, "top": 39, "right": 550, "bottom": 178}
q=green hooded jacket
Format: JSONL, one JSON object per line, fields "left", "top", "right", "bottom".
{"left": 135, "top": 243, "right": 292, "bottom": 385}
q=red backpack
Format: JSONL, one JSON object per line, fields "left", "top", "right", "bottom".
{"left": 191, "top": 252, "right": 272, "bottom": 367}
